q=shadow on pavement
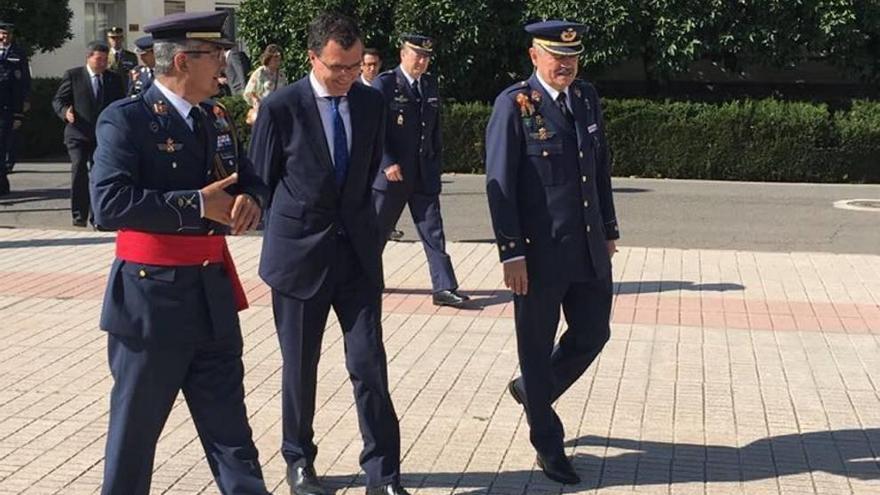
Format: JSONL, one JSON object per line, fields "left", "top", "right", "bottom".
{"left": 321, "top": 428, "right": 880, "bottom": 493}
{"left": 0, "top": 237, "right": 114, "bottom": 249}
{"left": 383, "top": 281, "right": 745, "bottom": 309}
{"left": 0, "top": 188, "right": 69, "bottom": 206}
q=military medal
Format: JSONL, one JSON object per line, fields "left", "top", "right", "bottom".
{"left": 573, "top": 87, "right": 582, "bottom": 98}
{"left": 153, "top": 101, "right": 168, "bottom": 115}
{"left": 165, "top": 138, "right": 176, "bottom": 153}
{"left": 538, "top": 127, "right": 549, "bottom": 140}
{"left": 397, "top": 114, "right": 404, "bottom": 126}
{"left": 531, "top": 90, "right": 542, "bottom": 103}
{"left": 535, "top": 115, "right": 545, "bottom": 128}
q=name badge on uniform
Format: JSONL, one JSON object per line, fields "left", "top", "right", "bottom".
{"left": 587, "top": 124, "right": 599, "bottom": 134}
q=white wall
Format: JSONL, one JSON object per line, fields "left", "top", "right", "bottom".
{"left": 30, "top": 0, "right": 239, "bottom": 78}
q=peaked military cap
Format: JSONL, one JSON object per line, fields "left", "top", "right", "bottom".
{"left": 107, "top": 26, "right": 125, "bottom": 37}
{"left": 525, "top": 20, "right": 586, "bottom": 56}
{"left": 143, "top": 11, "right": 235, "bottom": 48}
{"left": 134, "top": 35, "right": 154, "bottom": 53}
{"left": 401, "top": 34, "right": 434, "bottom": 54}
{"left": 0, "top": 20, "right": 13, "bottom": 31}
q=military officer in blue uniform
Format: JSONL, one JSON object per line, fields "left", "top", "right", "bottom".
{"left": 90, "top": 11, "right": 270, "bottom": 495}
{"left": 485, "top": 20, "right": 620, "bottom": 485}
{"left": 128, "top": 35, "right": 155, "bottom": 96}
{"left": 372, "top": 34, "right": 469, "bottom": 307}
{"left": 0, "top": 20, "right": 28, "bottom": 191}
{"left": 107, "top": 26, "right": 138, "bottom": 91}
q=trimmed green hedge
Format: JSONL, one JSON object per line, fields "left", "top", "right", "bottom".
{"left": 19, "top": 81, "right": 880, "bottom": 183}
{"left": 19, "top": 78, "right": 66, "bottom": 159}
{"left": 443, "top": 98, "right": 879, "bottom": 183}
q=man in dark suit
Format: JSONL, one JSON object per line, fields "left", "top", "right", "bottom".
{"left": 485, "top": 21, "right": 620, "bottom": 485}
{"left": 52, "top": 40, "right": 125, "bottom": 226}
{"left": 224, "top": 47, "right": 252, "bottom": 95}
{"left": 249, "top": 12, "right": 409, "bottom": 495}
{"left": 372, "top": 35, "right": 469, "bottom": 307}
{"left": 90, "top": 11, "right": 270, "bottom": 495}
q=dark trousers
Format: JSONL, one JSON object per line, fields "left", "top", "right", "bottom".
{"left": 373, "top": 188, "right": 458, "bottom": 292}
{"left": 0, "top": 112, "right": 11, "bottom": 192}
{"left": 272, "top": 239, "right": 401, "bottom": 487}
{"left": 3, "top": 118, "right": 16, "bottom": 169}
{"left": 512, "top": 274, "right": 613, "bottom": 455}
{"left": 102, "top": 334, "right": 269, "bottom": 495}
{"left": 66, "top": 139, "right": 96, "bottom": 222}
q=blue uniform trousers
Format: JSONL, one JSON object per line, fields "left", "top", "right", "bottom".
{"left": 271, "top": 238, "right": 401, "bottom": 487}
{"left": 0, "top": 111, "right": 11, "bottom": 188}
{"left": 373, "top": 185, "right": 458, "bottom": 292}
{"left": 512, "top": 273, "right": 613, "bottom": 455}
{"left": 102, "top": 333, "right": 268, "bottom": 495}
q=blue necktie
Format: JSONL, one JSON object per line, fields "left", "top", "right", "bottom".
{"left": 328, "top": 96, "right": 349, "bottom": 188}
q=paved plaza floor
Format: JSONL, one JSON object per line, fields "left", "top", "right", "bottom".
{"left": 1, "top": 228, "right": 879, "bottom": 494}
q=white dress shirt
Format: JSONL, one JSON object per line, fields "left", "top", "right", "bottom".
{"left": 85, "top": 65, "right": 102, "bottom": 100}
{"left": 309, "top": 71, "right": 352, "bottom": 163}
{"left": 535, "top": 71, "right": 572, "bottom": 112}
{"left": 152, "top": 79, "right": 206, "bottom": 216}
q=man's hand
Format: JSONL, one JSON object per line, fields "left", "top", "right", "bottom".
{"left": 384, "top": 164, "right": 404, "bottom": 182}
{"left": 230, "top": 194, "right": 261, "bottom": 235}
{"left": 607, "top": 240, "right": 618, "bottom": 259}
{"left": 200, "top": 173, "right": 238, "bottom": 225}
{"left": 65, "top": 107, "right": 75, "bottom": 124}
{"left": 503, "top": 258, "right": 529, "bottom": 296}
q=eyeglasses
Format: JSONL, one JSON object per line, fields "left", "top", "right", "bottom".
{"left": 315, "top": 56, "right": 362, "bottom": 74}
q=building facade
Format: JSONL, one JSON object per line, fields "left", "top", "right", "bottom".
{"left": 31, "top": 0, "right": 241, "bottom": 78}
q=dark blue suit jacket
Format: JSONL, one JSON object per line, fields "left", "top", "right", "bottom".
{"left": 90, "top": 83, "right": 268, "bottom": 343}
{"left": 250, "top": 76, "right": 386, "bottom": 299}
{"left": 371, "top": 67, "right": 442, "bottom": 194}
{"left": 485, "top": 74, "right": 619, "bottom": 284}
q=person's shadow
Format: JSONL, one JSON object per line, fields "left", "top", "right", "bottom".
{"left": 322, "top": 428, "right": 879, "bottom": 493}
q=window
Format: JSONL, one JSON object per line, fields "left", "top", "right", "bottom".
{"left": 164, "top": 1, "right": 186, "bottom": 15}
{"left": 83, "top": 0, "right": 125, "bottom": 43}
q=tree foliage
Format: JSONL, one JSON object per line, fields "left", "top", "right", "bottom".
{"left": 0, "top": 0, "right": 73, "bottom": 55}
{"left": 238, "top": 0, "right": 880, "bottom": 100}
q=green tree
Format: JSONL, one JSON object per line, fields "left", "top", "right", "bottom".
{"left": 0, "top": 0, "right": 73, "bottom": 55}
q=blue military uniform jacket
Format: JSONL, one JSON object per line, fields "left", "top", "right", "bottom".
{"left": 128, "top": 65, "right": 153, "bottom": 96}
{"left": 485, "top": 74, "right": 619, "bottom": 285}
{"left": 90, "top": 83, "right": 268, "bottom": 343}
{"left": 0, "top": 43, "right": 28, "bottom": 118}
{"left": 371, "top": 67, "right": 442, "bottom": 194}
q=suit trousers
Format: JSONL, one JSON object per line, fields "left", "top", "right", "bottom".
{"left": 373, "top": 186, "right": 458, "bottom": 292}
{"left": 272, "top": 238, "right": 401, "bottom": 487}
{"left": 102, "top": 333, "right": 269, "bottom": 495}
{"left": 512, "top": 273, "right": 613, "bottom": 455}
{"left": 66, "top": 138, "right": 96, "bottom": 222}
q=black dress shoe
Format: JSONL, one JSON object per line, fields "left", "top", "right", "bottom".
{"left": 365, "top": 483, "right": 411, "bottom": 495}
{"left": 288, "top": 464, "right": 328, "bottom": 495}
{"left": 432, "top": 289, "right": 470, "bottom": 307}
{"left": 72, "top": 218, "right": 87, "bottom": 227}
{"left": 508, "top": 379, "right": 525, "bottom": 407}
{"left": 388, "top": 229, "right": 404, "bottom": 241}
{"left": 536, "top": 451, "right": 580, "bottom": 484}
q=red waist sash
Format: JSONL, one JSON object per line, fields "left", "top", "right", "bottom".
{"left": 115, "top": 230, "right": 248, "bottom": 311}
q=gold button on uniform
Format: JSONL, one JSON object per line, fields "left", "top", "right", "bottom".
{"left": 586, "top": 225, "right": 592, "bottom": 233}
{"left": 542, "top": 150, "right": 549, "bottom": 157}
{"left": 508, "top": 241, "right": 515, "bottom": 248}
{"left": 525, "top": 238, "right": 531, "bottom": 244}
{"left": 500, "top": 245, "right": 507, "bottom": 252}
{"left": 202, "top": 260, "right": 210, "bottom": 267}
{"left": 579, "top": 151, "right": 583, "bottom": 158}
{"left": 582, "top": 176, "right": 588, "bottom": 182}
{"left": 171, "top": 162, "right": 177, "bottom": 169}
{"left": 583, "top": 200, "right": 589, "bottom": 207}
{"left": 138, "top": 269, "right": 147, "bottom": 278}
